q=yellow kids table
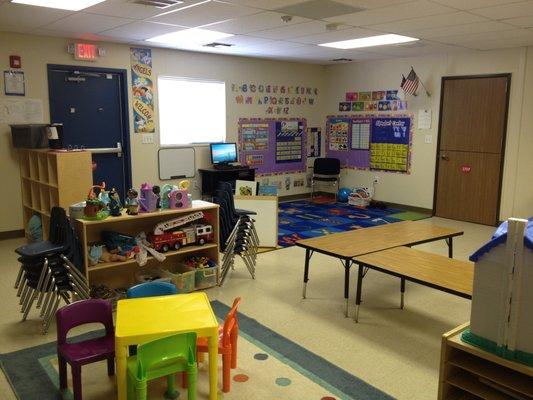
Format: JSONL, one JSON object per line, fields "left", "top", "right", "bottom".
{"left": 115, "top": 292, "right": 219, "bottom": 400}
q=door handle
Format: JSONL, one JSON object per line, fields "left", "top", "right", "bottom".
{"left": 85, "top": 142, "right": 122, "bottom": 157}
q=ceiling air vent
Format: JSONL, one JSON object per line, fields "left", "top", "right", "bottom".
{"left": 331, "top": 58, "right": 353, "bottom": 62}
{"left": 129, "top": 0, "right": 183, "bottom": 9}
{"left": 204, "top": 42, "right": 234, "bottom": 48}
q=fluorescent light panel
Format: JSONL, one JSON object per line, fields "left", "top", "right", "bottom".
{"left": 319, "top": 34, "right": 418, "bottom": 49}
{"left": 147, "top": 28, "right": 233, "bottom": 46}
{"left": 11, "top": 0, "right": 106, "bottom": 11}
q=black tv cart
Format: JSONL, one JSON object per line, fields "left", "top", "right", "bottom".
{"left": 198, "top": 166, "right": 255, "bottom": 197}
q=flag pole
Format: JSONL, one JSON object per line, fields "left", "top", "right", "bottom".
{"left": 411, "top": 66, "right": 431, "bottom": 97}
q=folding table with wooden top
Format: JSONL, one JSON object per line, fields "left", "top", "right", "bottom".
{"left": 295, "top": 220, "right": 464, "bottom": 317}
{"left": 353, "top": 246, "right": 473, "bottom": 322}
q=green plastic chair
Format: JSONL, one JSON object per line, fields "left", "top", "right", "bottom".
{"left": 126, "top": 332, "right": 197, "bottom": 400}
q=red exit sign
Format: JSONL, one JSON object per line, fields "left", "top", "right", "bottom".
{"left": 75, "top": 43, "right": 98, "bottom": 61}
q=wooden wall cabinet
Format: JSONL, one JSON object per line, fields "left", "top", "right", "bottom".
{"left": 18, "top": 149, "right": 92, "bottom": 240}
{"left": 438, "top": 323, "right": 533, "bottom": 400}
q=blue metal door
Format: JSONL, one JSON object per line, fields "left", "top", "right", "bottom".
{"left": 48, "top": 65, "right": 131, "bottom": 198}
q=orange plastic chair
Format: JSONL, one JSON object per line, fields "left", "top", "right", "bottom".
{"left": 184, "top": 297, "right": 241, "bottom": 393}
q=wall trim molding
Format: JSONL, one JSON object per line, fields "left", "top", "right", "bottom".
{"left": 0, "top": 229, "right": 25, "bottom": 241}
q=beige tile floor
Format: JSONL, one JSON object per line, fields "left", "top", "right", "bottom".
{"left": 0, "top": 217, "right": 495, "bottom": 399}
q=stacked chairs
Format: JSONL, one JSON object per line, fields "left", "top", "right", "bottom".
{"left": 14, "top": 207, "right": 89, "bottom": 334}
{"left": 212, "top": 182, "right": 259, "bottom": 285}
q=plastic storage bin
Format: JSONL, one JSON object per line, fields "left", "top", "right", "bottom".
{"left": 10, "top": 124, "right": 49, "bottom": 148}
{"left": 195, "top": 265, "right": 218, "bottom": 289}
{"left": 164, "top": 265, "right": 196, "bottom": 294}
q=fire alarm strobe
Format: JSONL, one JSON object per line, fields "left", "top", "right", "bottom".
{"left": 10, "top": 55, "right": 21, "bottom": 69}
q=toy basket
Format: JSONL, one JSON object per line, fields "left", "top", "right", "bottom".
{"left": 195, "top": 265, "right": 219, "bottom": 289}
{"left": 163, "top": 265, "right": 196, "bottom": 294}
{"left": 348, "top": 187, "right": 372, "bottom": 208}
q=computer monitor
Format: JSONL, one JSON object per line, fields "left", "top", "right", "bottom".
{"left": 210, "top": 142, "right": 238, "bottom": 165}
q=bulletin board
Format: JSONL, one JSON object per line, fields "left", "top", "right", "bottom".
{"left": 325, "top": 114, "right": 413, "bottom": 173}
{"left": 238, "top": 118, "right": 307, "bottom": 175}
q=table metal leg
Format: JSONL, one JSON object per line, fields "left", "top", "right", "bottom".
{"left": 400, "top": 278, "right": 405, "bottom": 309}
{"left": 447, "top": 237, "right": 453, "bottom": 258}
{"left": 344, "top": 259, "right": 351, "bottom": 317}
{"left": 302, "top": 248, "right": 310, "bottom": 299}
{"left": 115, "top": 343, "right": 128, "bottom": 400}
{"left": 354, "top": 264, "right": 363, "bottom": 323}
{"left": 208, "top": 332, "right": 218, "bottom": 400}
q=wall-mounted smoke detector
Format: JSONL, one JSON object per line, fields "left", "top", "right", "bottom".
{"left": 204, "top": 42, "right": 234, "bottom": 48}
{"left": 129, "top": 0, "right": 183, "bottom": 9}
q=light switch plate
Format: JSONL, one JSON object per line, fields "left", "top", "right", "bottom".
{"left": 424, "top": 134, "right": 432, "bottom": 144}
{"left": 142, "top": 134, "right": 154, "bottom": 144}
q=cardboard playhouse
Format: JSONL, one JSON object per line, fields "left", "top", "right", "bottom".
{"left": 462, "top": 218, "right": 533, "bottom": 366}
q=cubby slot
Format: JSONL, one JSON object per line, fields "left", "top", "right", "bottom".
{"left": 49, "top": 189, "right": 59, "bottom": 209}
{"left": 29, "top": 154, "right": 39, "bottom": 180}
{"left": 22, "top": 179, "right": 32, "bottom": 206}
{"left": 38, "top": 153, "right": 49, "bottom": 184}
{"left": 31, "top": 182, "right": 41, "bottom": 211}
{"left": 19, "top": 151, "right": 30, "bottom": 178}
{"left": 41, "top": 215, "right": 50, "bottom": 241}
{"left": 447, "top": 371, "right": 515, "bottom": 400}
{"left": 47, "top": 154, "right": 58, "bottom": 186}
{"left": 40, "top": 186, "right": 51, "bottom": 215}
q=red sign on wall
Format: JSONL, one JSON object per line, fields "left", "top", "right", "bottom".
{"left": 461, "top": 165, "right": 472, "bottom": 173}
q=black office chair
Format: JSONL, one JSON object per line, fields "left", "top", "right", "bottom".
{"left": 311, "top": 158, "right": 341, "bottom": 201}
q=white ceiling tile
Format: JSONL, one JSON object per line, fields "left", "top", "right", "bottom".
{"left": 465, "top": 36, "right": 533, "bottom": 50}
{"left": 367, "top": 40, "right": 470, "bottom": 57}
{"left": 84, "top": 0, "right": 205, "bottom": 20}
{"left": 502, "top": 15, "right": 533, "bottom": 28}
{"left": 150, "top": 0, "right": 259, "bottom": 27}
{"left": 292, "top": 27, "right": 383, "bottom": 44}
{"left": 430, "top": 0, "right": 524, "bottom": 10}
{"left": 205, "top": 11, "right": 311, "bottom": 34}
{"left": 100, "top": 21, "right": 187, "bottom": 40}
{"left": 404, "top": 20, "right": 516, "bottom": 39}
{"left": 0, "top": 3, "right": 72, "bottom": 29}
{"left": 471, "top": 1, "right": 533, "bottom": 20}
{"left": 222, "top": 0, "right": 308, "bottom": 11}
{"left": 333, "top": 0, "right": 414, "bottom": 9}
{"left": 0, "top": 24, "right": 33, "bottom": 34}
{"left": 251, "top": 20, "right": 350, "bottom": 40}
{"left": 325, "top": 0, "right": 455, "bottom": 26}
{"left": 41, "top": 12, "right": 134, "bottom": 34}
{"left": 29, "top": 28, "right": 118, "bottom": 42}
{"left": 432, "top": 28, "right": 533, "bottom": 46}
{"left": 218, "top": 35, "right": 275, "bottom": 47}
{"left": 366, "top": 12, "right": 488, "bottom": 33}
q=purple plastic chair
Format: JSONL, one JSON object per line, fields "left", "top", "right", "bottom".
{"left": 56, "top": 299, "right": 115, "bottom": 400}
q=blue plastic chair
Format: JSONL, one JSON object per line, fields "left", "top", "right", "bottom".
{"left": 126, "top": 281, "right": 178, "bottom": 299}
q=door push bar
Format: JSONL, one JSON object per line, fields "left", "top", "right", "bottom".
{"left": 84, "top": 142, "right": 122, "bottom": 157}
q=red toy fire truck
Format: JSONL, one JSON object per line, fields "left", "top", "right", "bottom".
{"left": 148, "top": 211, "right": 214, "bottom": 252}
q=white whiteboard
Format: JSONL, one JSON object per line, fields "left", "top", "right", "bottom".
{"left": 158, "top": 147, "right": 196, "bottom": 180}
{"left": 234, "top": 195, "right": 278, "bottom": 247}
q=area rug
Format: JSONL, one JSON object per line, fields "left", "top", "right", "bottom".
{"left": 278, "top": 200, "right": 407, "bottom": 247}
{"left": 0, "top": 301, "right": 393, "bottom": 400}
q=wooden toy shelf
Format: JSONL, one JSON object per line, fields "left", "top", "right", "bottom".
{"left": 438, "top": 323, "right": 533, "bottom": 400}
{"left": 18, "top": 149, "right": 92, "bottom": 240}
{"left": 72, "top": 201, "right": 220, "bottom": 289}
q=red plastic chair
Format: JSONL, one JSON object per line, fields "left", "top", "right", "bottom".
{"left": 197, "top": 297, "right": 241, "bottom": 392}
{"left": 56, "top": 299, "right": 115, "bottom": 400}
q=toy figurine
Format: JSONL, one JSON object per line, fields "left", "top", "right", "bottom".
{"left": 108, "top": 188, "right": 122, "bottom": 217}
{"left": 153, "top": 185, "right": 161, "bottom": 209}
{"left": 139, "top": 183, "right": 158, "bottom": 213}
{"left": 125, "top": 188, "right": 139, "bottom": 215}
{"left": 160, "top": 184, "right": 177, "bottom": 209}
{"left": 84, "top": 182, "right": 108, "bottom": 220}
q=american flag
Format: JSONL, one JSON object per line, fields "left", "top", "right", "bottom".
{"left": 401, "top": 68, "right": 419, "bottom": 96}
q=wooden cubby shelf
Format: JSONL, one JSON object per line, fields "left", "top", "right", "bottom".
{"left": 439, "top": 323, "right": 533, "bottom": 400}
{"left": 73, "top": 201, "right": 220, "bottom": 290}
{"left": 18, "top": 149, "right": 92, "bottom": 240}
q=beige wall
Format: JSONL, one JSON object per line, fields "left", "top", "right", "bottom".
{"left": 324, "top": 47, "right": 533, "bottom": 220}
{"left": 0, "top": 31, "right": 325, "bottom": 232}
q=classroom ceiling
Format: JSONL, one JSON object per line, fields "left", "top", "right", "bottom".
{"left": 2, "top": 0, "right": 533, "bottom": 64}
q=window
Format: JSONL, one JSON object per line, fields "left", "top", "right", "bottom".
{"left": 158, "top": 76, "right": 226, "bottom": 145}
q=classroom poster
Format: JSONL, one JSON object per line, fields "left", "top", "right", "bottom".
{"left": 328, "top": 118, "right": 349, "bottom": 151}
{"left": 351, "top": 118, "right": 371, "bottom": 150}
{"left": 306, "top": 127, "right": 321, "bottom": 157}
{"left": 130, "top": 47, "right": 155, "bottom": 133}
{"left": 241, "top": 123, "right": 269, "bottom": 150}
{"left": 370, "top": 117, "right": 410, "bottom": 172}
{"left": 275, "top": 120, "right": 303, "bottom": 163}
